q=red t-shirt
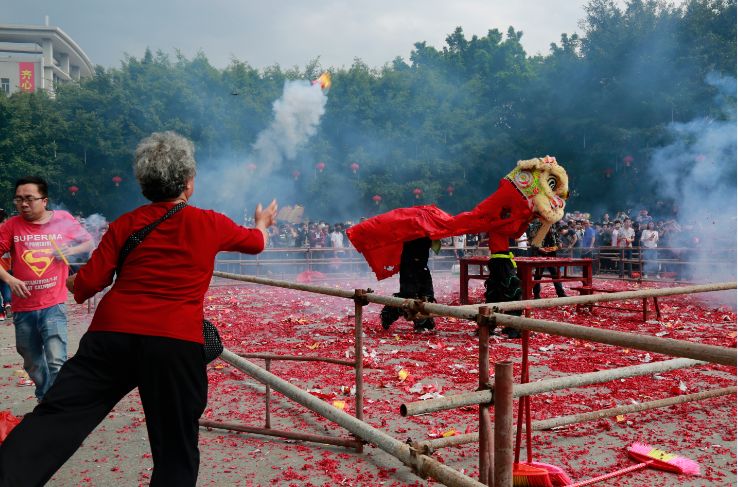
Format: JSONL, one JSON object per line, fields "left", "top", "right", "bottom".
{"left": 0, "top": 211, "right": 91, "bottom": 312}
{"left": 73, "top": 203, "right": 265, "bottom": 344}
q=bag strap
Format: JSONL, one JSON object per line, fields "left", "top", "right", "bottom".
{"left": 116, "top": 202, "right": 187, "bottom": 274}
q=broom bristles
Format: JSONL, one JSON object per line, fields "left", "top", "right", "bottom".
{"left": 513, "top": 462, "right": 554, "bottom": 487}
{"left": 628, "top": 442, "right": 701, "bottom": 476}
{"left": 528, "top": 461, "right": 573, "bottom": 486}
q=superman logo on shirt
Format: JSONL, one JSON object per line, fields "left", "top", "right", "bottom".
{"left": 21, "top": 249, "right": 54, "bottom": 277}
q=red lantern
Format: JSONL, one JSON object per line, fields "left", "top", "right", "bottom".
{"left": 112, "top": 175, "right": 122, "bottom": 187}
{"left": 604, "top": 168, "right": 614, "bottom": 179}
{"left": 623, "top": 155, "right": 633, "bottom": 167}
{"left": 446, "top": 185, "right": 454, "bottom": 196}
{"left": 247, "top": 163, "right": 257, "bottom": 172}
{"left": 413, "top": 187, "right": 423, "bottom": 199}
{"left": 68, "top": 185, "right": 79, "bottom": 196}
{"left": 315, "top": 162, "right": 326, "bottom": 172}
{"left": 292, "top": 170, "right": 301, "bottom": 181}
{"left": 350, "top": 162, "right": 360, "bottom": 174}
{"left": 372, "top": 194, "right": 382, "bottom": 205}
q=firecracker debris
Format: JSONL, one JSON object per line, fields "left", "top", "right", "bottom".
{"left": 0, "top": 275, "right": 734, "bottom": 486}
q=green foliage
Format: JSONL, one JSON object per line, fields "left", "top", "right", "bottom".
{"left": 0, "top": 0, "right": 734, "bottom": 220}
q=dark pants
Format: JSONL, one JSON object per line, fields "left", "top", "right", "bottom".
{"left": 381, "top": 238, "right": 435, "bottom": 329}
{"left": 0, "top": 331, "right": 207, "bottom": 487}
{"left": 533, "top": 266, "right": 566, "bottom": 298}
{"left": 484, "top": 257, "right": 522, "bottom": 337}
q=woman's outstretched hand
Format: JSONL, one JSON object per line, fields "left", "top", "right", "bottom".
{"left": 254, "top": 200, "right": 278, "bottom": 245}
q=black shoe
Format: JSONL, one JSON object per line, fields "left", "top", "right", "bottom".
{"left": 413, "top": 317, "right": 435, "bottom": 331}
{"left": 533, "top": 295, "right": 540, "bottom": 300}
{"left": 500, "top": 327, "right": 521, "bottom": 339}
{"left": 380, "top": 306, "right": 401, "bottom": 330}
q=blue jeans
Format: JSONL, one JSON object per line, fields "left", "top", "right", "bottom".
{"left": 13, "top": 304, "right": 68, "bottom": 400}
{"left": 0, "top": 281, "right": 10, "bottom": 308}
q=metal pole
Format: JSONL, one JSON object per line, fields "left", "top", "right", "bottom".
{"left": 354, "top": 289, "right": 366, "bottom": 453}
{"left": 459, "top": 281, "right": 737, "bottom": 313}
{"left": 219, "top": 349, "right": 486, "bottom": 487}
{"left": 265, "top": 358, "right": 271, "bottom": 429}
{"left": 416, "top": 386, "right": 737, "bottom": 451}
{"left": 491, "top": 313, "right": 736, "bottom": 367}
{"left": 493, "top": 361, "right": 514, "bottom": 487}
{"left": 214, "top": 272, "right": 735, "bottom": 365}
{"left": 199, "top": 420, "right": 360, "bottom": 448}
{"left": 477, "top": 307, "right": 493, "bottom": 485}
{"left": 213, "top": 271, "right": 734, "bottom": 317}
{"left": 401, "top": 358, "right": 703, "bottom": 416}
{"left": 533, "top": 385, "right": 737, "bottom": 430}
{"left": 238, "top": 353, "right": 355, "bottom": 367}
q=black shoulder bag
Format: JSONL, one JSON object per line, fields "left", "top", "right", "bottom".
{"left": 116, "top": 202, "right": 224, "bottom": 363}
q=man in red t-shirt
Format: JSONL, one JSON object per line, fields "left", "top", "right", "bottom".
{"left": 0, "top": 176, "right": 93, "bottom": 401}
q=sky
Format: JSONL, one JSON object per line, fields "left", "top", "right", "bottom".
{"left": 3, "top": 0, "right": 599, "bottom": 70}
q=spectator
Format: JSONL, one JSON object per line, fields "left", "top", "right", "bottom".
{"left": 453, "top": 234, "right": 466, "bottom": 259}
{"left": 617, "top": 218, "right": 636, "bottom": 276}
{"left": 0, "top": 209, "right": 10, "bottom": 321}
{"left": 0, "top": 176, "right": 93, "bottom": 401}
{"left": 640, "top": 221, "right": 659, "bottom": 278}
{"left": 0, "top": 131, "right": 277, "bottom": 486}
{"left": 329, "top": 224, "right": 345, "bottom": 251}
{"left": 295, "top": 223, "right": 309, "bottom": 247}
{"left": 611, "top": 221, "right": 622, "bottom": 247}
{"left": 529, "top": 220, "right": 567, "bottom": 299}
{"left": 636, "top": 209, "right": 653, "bottom": 226}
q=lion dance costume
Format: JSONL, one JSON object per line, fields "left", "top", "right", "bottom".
{"left": 347, "top": 156, "right": 569, "bottom": 334}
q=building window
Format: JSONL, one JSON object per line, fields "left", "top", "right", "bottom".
{"left": 0, "top": 78, "right": 9, "bottom": 95}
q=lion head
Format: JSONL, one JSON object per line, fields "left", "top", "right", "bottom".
{"left": 506, "top": 156, "right": 569, "bottom": 225}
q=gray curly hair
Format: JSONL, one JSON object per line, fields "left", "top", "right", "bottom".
{"left": 133, "top": 131, "right": 196, "bottom": 202}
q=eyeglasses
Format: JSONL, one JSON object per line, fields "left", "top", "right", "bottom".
{"left": 13, "top": 196, "right": 46, "bottom": 204}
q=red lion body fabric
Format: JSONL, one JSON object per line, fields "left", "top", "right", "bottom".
{"left": 348, "top": 178, "right": 532, "bottom": 280}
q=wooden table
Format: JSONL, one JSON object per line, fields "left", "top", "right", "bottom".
{"left": 459, "top": 256, "right": 593, "bottom": 305}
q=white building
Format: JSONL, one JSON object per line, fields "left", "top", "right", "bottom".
{"left": 0, "top": 20, "right": 93, "bottom": 96}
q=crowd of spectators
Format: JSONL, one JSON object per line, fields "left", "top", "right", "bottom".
{"left": 245, "top": 204, "right": 726, "bottom": 281}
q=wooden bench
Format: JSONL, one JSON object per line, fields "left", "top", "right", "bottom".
{"left": 571, "top": 285, "right": 661, "bottom": 322}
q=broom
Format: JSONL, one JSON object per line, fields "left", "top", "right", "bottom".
{"left": 569, "top": 442, "right": 700, "bottom": 486}
{"left": 513, "top": 330, "right": 572, "bottom": 486}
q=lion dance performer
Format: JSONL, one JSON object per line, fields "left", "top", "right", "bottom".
{"left": 347, "top": 156, "right": 569, "bottom": 336}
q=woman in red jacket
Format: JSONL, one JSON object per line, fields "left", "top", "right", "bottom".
{"left": 0, "top": 131, "right": 277, "bottom": 487}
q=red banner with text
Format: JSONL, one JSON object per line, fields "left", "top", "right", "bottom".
{"left": 19, "top": 62, "right": 35, "bottom": 93}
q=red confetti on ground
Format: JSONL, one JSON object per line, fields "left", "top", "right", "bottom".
{"left": 53, "top": 275, "right": 736, "bottom": 485}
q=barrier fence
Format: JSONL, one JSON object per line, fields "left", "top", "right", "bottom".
{"left": 215, "top": 244, "right": 736, "bottom": 282}
{"left": 203, "top": 271, "right": 736, "bottom": 486}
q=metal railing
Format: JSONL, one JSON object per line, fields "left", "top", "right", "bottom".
{"left": 204, "top": 271, "right": 736, "bottom": 486}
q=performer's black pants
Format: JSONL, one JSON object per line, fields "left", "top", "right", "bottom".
{"left": 484, "top": 257, "right": 522, "bottom": 308}
{"left": 0, "top": 331, "right": 207, "bottom": 487}
{"left": 381, "top": 238, "right": 435, "bottom": 325}
{"left": 484, "top": 256, "right": 522, "bottom": 331}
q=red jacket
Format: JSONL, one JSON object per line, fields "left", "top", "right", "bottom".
{"left": 74, "top": 203, "right": 264, "bottom": 343}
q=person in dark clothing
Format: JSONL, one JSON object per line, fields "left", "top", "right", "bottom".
{"left": 528, "top": 220, "right": 567, "bottom": 299}
{"left": 483, "top": 256, "right": 522, "bottom": 338}
{"left": 380, "top": 237, "right": 436, "bottom": 331}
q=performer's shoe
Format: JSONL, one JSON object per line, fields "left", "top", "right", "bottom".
{"left": 413, "top": 317, "right": 435, "bottom": 332}
{"left": 500, "top": 327, "right": 521, "bottom": 339}
{"left": 380, "top": 306, "right": 401, "bottom": 330}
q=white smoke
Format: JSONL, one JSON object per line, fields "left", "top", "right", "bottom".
{"left": 84, "top": 213, "right": 109, "bottom": 247}
{"left": 193, "top": 80, "right": 327, "bottom": 215}
{"left": 250, "top": 80, "right": 327, "bottom": 168}
{"left": 646, "top": 73, "right": 736, "bottom": 299}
